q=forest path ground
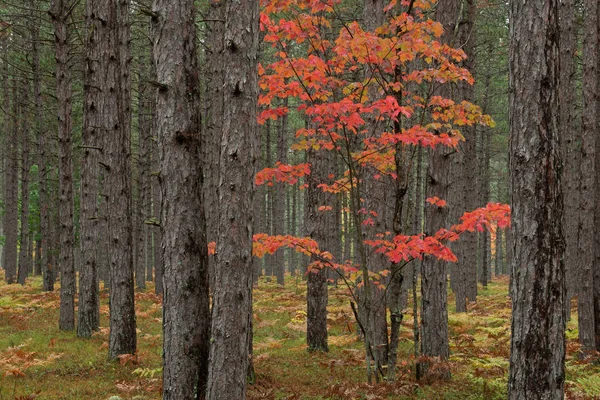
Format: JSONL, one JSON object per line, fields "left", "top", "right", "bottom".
{"left": 0, "top": 274, "right": 597, "bottom": 399}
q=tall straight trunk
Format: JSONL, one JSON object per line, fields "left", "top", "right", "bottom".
{"left": 78, "top": 0, "right": 105, "bottom": 338}
{"left": 147, "top": 43, "right": 163, "bottom": 296}
{"left": 204, "top": 0, "right": 224, "bottom": 290}
{"left": 94, "top": 0, "right": 136, "bottom": 359}
{"left": 135, "top": 49, "right": 151, "bottom": 290}
{"left": 152, "top": 137, "right": 163, "bottom": 295}
{"left": 412, "top": 146, "right": 423, "bottom": 380}
{"left": 50, "top": 0, "right": 76, "bottom": 331}
{"left": 419, "top": 0, "right": 460, "bottom": 374}
{"left": 273, "top": 98, "right": 288, "bottom": 285}
{"left": 153, "top": 0, "right": 211, "bottom": 397}
{"left": 361, "top": 0, "right": 388, "bottom": 374}
{"left": 592, "top": 0, "right": 600, "bottom": 352}
{"left": 206, "top": 1, "right": 259, "bottom": 396}
{"left": 420, "top": 147, "right": 450, "bottom": 365}
{"left": 3, "top": 65, "right": 18, "bottom": 285}
{"left": 507, "top": 0, "right": 565, "bottom": 397}
{"left": 559, "top": 0, "right": 578, "bottom": 318}
{"left": 264, "top": 119, "right": 274, "bottom": 277}
{"left": 305, "top": 146, "right": 331, "bottom": 353}
{"left": 495, "top": 227, "right": 504, "bottom": 276}
{"left": 577, "top": 0, "right": 598, "bottom": 354}
{"left": 478, "top": 67, "right": 492, "bottom": 288}
{"left": 447, "top": 0, "right": 477, "bottom": 312}
{"left": 287, "top": 183, "right": 296, "bottom": 276}
{"left": 17, "top": 78, "right": 31, "bottom": 285}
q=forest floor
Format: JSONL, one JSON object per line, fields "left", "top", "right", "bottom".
{"left": 0, "top": 274, "right": 599, "bottom": 400}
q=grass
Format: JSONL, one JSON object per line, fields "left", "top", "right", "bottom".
{"left": 0, "top": 274, "right": 598, "bottom": 399}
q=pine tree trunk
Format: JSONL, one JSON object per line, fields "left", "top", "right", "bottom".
{"left": 4, "top": 68, "right": 19, "bottom": 285}
{"left": 305, "top": 145, "right": 331, "bottom": 353}
{"left": 102, "top": 0, "right": 136, "bottom": 359}
{"left": 204, "top": 0, "right": 224, "bottom": 291}
{"left": 273, "top": 97, "right": 288, "bottom": 285}
{"left": 558, "top": 0, "right": 578, "bottom": 321}
{"left": 446, "top": 0, "right": 477, "bottom": 312}
{"left": 478, "top": 67, "right": 492, "bottom": 288}
{"left": 153, "top": 0, "right": 211, "bottom": 396}
{"left": 50, "top": 0, "right": 76, "bottom": 331}
{"left": 136, "top": 48, "right": 151, "bottom": 291}
{"left": 507, "top": 0, "right": 565, "bottom": 397}
{"left": 495, "top": 227, "right": 504, "bottom": 276}
{"left": 206, "top": 1, "right": 259, "bottom": 396}
{"left": 591, "top": 0, "right": 600, "bottom": 353}
{"left": 78, "top": 0, "right": 107, "bottom": 338}
{"left": 17, "top": 78, "right": 31, "bottom": 285}
{"left": 576, "top": 0, "right": 598, "bottom": 354}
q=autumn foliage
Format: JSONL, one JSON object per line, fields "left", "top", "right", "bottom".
{"left": 250, "top": 0, "right": 508, "bottom": 285}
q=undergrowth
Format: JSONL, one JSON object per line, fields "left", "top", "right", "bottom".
{"left": 0, "top": 274, "right": 597, "bottom": 399}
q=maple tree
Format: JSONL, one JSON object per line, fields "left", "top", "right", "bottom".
{"left": 249, "top": 0, "right": 510, "bottom": 382}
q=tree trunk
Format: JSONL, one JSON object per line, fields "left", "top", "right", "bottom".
{"left": 206, "top": 1, "right": 259, "bottom": 396}
{"left": 592, "top": 0, "right": 600, "bottom": 353}
{"left": 102, "top": 0, "right": 136, "bottom": 359}
{"left": 78, "top": 0, "right": 107, "bottom": 338}
{"left": 50, "top": 0, "right": 76, "bottom": 331}
{"left": 305, "top": 144, "right": 331, "bottom": 353}
{"left": 419, "top": 0, "right": 462, "bottom": 377}
{"left": 576, "top": 0, "right": 598, "bottom": 354}
{"left": 273, "top": 97, "right": 288, "bottom": 285}
{"left": 507, "top": 0, "right": 566, "bottom": 397}
{"left": 17, "top": 77, "right": 31, "bottom": 285}
{"left": 559, "top": 0, "right": 578, "bottom": 322}
{"left": 136, "top": 47, "right": 151, "bottom": 291}
{"left": 153, "top": 0, "right": 211, "bottom": 397}
{"left": 446, "top": 0, "right": 477, "bottom": 313}
{"left": 3, "top": 53, "right": 18, "bottom": 285}
{"left": 495, "top": 227, "right": 504, "bottom": 276}
{"left": 478, "top": 69, "right": 492, "bottom": 288}
{"left": 204, "top": 0, "right": 224, "bottom": 291}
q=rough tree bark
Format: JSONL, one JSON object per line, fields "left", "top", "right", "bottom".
{"left": 577, "top": 0, "right": 598, "bottom": 354}
{"left": 446, "top": 0, "right": 477, "bottom": 312}
{"left": 361, "top": 0, "right": 389, "bottom": 375}
{"left": 50, "top": 0, "right": 76, "bottom": 332}
{"left": 273, "top": 97, "right": 288, "bottom": 285}
{"left": 105, "top": 0, "right": 136, "bottom": 359}
{"left": 152, "top": 0, "right": 211, "bottom": 397}
{"left": 419, "top": 0, "right": 460, "bottom": 376}
{"left": 17, "top": 77, "right": 31, "bottom": 285}
{"left": 206, "top": 0, "right": 259, "bottom": 396}
{"left": 507, "top": 0, "right": 566, "bottom": 397}
{"left": 135, "top": 48, "right": 151, "bottom": 290}
{"left": 2, "top": 50, "right": 18, "bottom": 285}
{"left": 559, "top": 0, "right": 578, "bottom": 321}
{"left": 305, "top": 145, "right": 330, "bottom": 353}
{"left": 28, "top": 0, "right": 51, "bottom": 290}
{"left": 78, "top": 0, "right": 107, "bottom": 338}
{"left": 204, "top": 0, "right": 224, "bottom": 291}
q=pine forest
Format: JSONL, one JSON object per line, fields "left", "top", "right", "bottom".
{"left": 0, "top": 0, "right": 598, "bottom": 399}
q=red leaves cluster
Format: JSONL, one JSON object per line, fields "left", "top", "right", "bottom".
{"left": 255, "top": 162, "right": 311, "bottom": 186}
{"left": 426, "top": 196, "right": 447, "bottom": 207}
{"left": 365, "top": 203, "right": 510, "bottom": 265}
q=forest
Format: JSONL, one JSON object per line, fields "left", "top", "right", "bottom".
{"left": 0, "top": 0, "right": 599, "bottom": 398}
